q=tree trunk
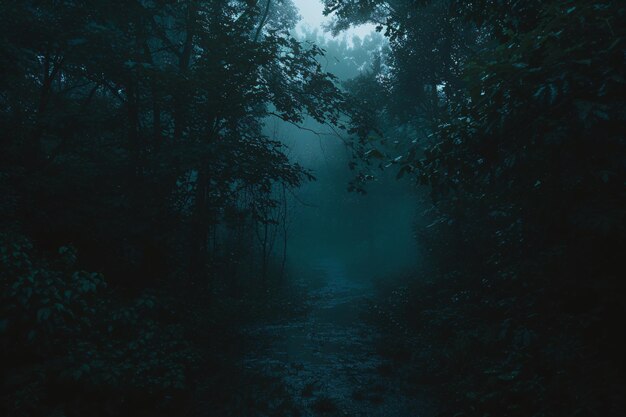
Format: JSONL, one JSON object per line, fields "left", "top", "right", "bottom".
{"left": 29, "top": 52, "right": 64, "bottom": 166}
{"left": 126, "top": 75, "right": 142, "bottom": 179}
{"left": 189, "top": 165, "right": 210, "bottom": 283}
{"left": 173, "top": 2, "right": 197, "bottom": 142}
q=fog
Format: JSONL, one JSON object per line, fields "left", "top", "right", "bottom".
{"left": 291, "top": 0, "right": 376, "bottom": 40}
{"left": 275, "top": 117, "right": 421, "bottom": 283}
{"left": 252, "top": 6, "right": 423, "bottom": 284}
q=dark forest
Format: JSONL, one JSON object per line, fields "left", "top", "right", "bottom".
{"left": 1, "top": 1, "right": 624, "bottom": 416}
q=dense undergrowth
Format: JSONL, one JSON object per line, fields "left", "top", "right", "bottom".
{"left": 1, "top": 234, "right": 197, "bottom": 416}
{"left": 369, "top": 245, "right": 625, "bottom": 416}
{"left": 0, "top": 233, "right": 311, "bottom": 416}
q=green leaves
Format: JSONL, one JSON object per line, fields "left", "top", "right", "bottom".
{"left": 1, "top": 233, "right": 199, "bottom": 415}
{"left": 36, "top": 307, "right": 51, "bottom": 323}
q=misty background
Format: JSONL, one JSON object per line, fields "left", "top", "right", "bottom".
{"left": 269, "top": 5, "right": 421, "bottom": 282}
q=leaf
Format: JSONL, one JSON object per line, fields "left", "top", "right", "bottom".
{"left": 396, "top": 165, "right": 412, "bottom": 179}
{"left": 27, "top": 330, "right": 36, "bottom": 341}
{"left": 37, "top": 307, "right": 51, "bottom": 322}
{"left": 364, "top": 149, "right": 384, "bottom": 159}
{"left": 548, "top": 83, "right": 558, "bottom": 104}
{"left": 593, "top": 109, "right": 609, "bottom": 120}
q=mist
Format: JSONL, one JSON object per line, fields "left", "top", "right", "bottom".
{"left": 276, "top": 116, "right": 420, "bottom": 283}
{"left": 1, "top": 1, "right": 623, "bottom": 416}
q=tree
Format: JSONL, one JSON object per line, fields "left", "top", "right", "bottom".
{"left": 0, "top": 1, "right": 373, "bottom": 415}
{"left": 327, "top": 0, "right": 626, "bottom": 415}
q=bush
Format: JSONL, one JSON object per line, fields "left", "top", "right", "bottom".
{"left": 0, "top": 234, "right": 199, "bottom": 417}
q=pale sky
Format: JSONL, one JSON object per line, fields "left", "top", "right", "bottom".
{"left": 291, "top": 0, "right": 376, "bottom": 40}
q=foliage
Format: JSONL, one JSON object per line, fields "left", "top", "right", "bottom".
{"left": 0, "top": 234, "right": 199, "bottom": 416}
{"left": 0, "top": 1, "right": 372, "bottom": 415}
{"left": 0, "top": 0, "right": 366, "bottom": 285}
{"left": 334, "top": 0, "right": 626, "bottom": 415}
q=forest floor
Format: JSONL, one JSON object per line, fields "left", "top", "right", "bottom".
{"left": 241, "top": 259, "right": 433, "bottom": 417}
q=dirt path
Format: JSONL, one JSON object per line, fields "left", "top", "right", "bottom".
{"left": 243, "top": 259, "right": 431, "bottom": 416}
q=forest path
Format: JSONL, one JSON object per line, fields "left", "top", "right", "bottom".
{"left": 243, "top": 258, "right": 430, "bottom": 416}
